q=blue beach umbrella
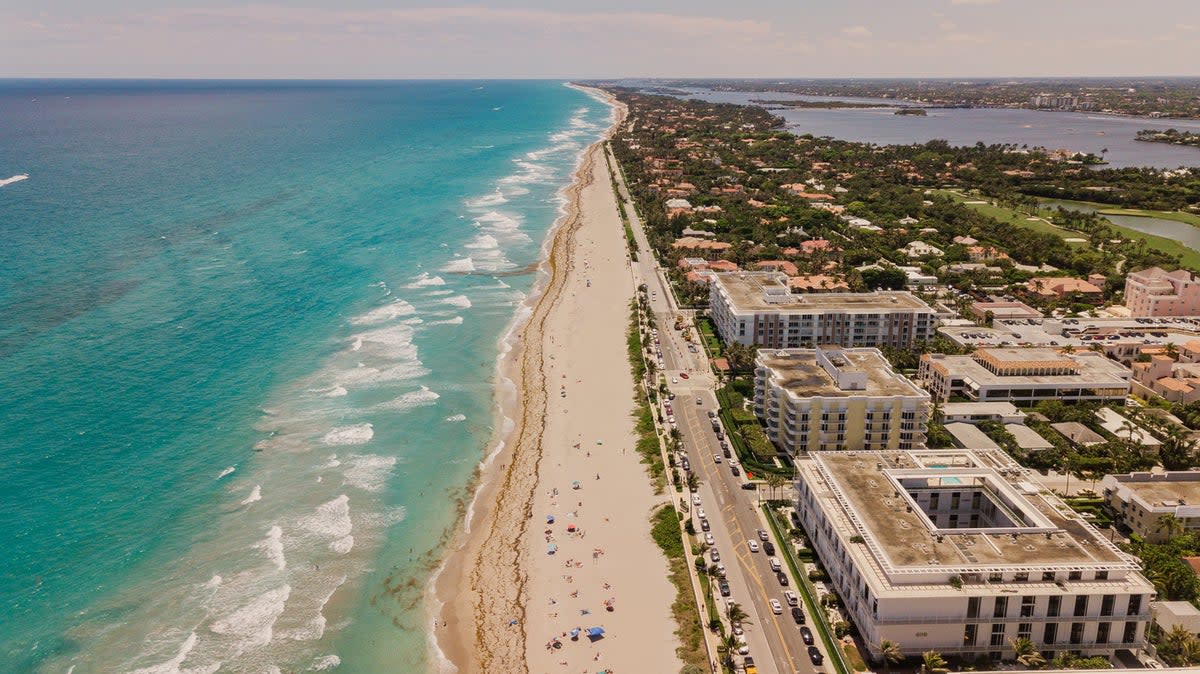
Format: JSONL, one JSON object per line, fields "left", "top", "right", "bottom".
{"left": 586, "top": 626, "right": 605, "bottom": 638}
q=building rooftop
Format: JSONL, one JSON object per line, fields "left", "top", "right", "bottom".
{"left": 944, "top": 422, "right": 1000, "bottom": 450}
{"left": 807, "top": 449, "right": 1134, "bottom": 575}
{"left": 922, "top": 349, "right": 1130, "bottom": 388}
{"left": 941, "top": 402, "right": 1025, "bottom": 419}
{"left": 714, "top": 272, "right": 933, "bottom": 313}
{"left": 758, "top": 347, "right": 927, "bottom": 399}
{"left": 1106, "top": 472, "right": 1200, "bottom": 511}
{"left": 1006, "top": 423, "right": 1054, "bottom": 451}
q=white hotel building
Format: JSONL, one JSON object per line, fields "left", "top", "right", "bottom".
{"left": 709, "top": 272, "right": 937, "bottom": 349}
{"left": 754, "top": 347, "right": 929, "bottom": 453}
{"left": 795, "top": 449, "right": 1153, "bottom": 663}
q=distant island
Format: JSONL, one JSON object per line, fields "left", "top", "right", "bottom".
{"left": 1136, "top": 128, "right": 1200, "bottom": 148}
{"left": 657, "top": 77, "right": 1200, "bottom": 119}
{"left": 893, "top": 108, "right": 927, "bottom": 116}
{"left": 749, "top": 98, "right": 890, "bottom": 109}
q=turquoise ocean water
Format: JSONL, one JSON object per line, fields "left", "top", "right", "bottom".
{"left": 0, "top": 80, "right": 611, "bottom": 673}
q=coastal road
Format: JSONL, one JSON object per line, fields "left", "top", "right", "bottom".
{"left": 608, "top": 144, "right": 825, "bottom": 674}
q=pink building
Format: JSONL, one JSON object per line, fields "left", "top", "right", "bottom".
{"left": 1125, "top": 267, "right": 1200, "bottom": 317}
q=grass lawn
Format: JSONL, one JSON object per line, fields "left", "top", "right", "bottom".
{"left": 932, "top": 189, "right": 1082, "bottom": 243}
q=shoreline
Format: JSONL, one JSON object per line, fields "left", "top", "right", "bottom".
{"left": 430, "top": 86, "right": 632, "bottom": 672}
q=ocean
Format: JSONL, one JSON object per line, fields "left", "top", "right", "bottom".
{"left": 0, "top": 79, "right": 612, "bottom": 673}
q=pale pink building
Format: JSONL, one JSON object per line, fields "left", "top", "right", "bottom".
{"left": 1125, "top": 267, "right": 1200, "bottom": 317}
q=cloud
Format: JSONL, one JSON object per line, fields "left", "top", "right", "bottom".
{"left": 840, "top": 25, "right": 873, "bottom": 39}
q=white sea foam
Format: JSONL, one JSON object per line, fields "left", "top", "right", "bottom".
{"left": 209, "top": 585, "right": 291, "bottom": 649}
{"left": 347, "top": 300, "right": 416, "bottom": 326}
{"left": 300, "top": 495, "right": 352, "bottom": 538}
{"left": 444, "top": 413, "right": 467, "bottom": 422}
{"left": 375, "top": 386, "right": 440, "bottom": 412}
{"left": 341, "top": 454, "right": 397, "bottom": 492}
{"left": 430, "top": 316, "right": 464, "bottom": 326}
{"left": 205, "top": 575, "right": 223, "bottom": 590}
{"left": 464, "top": 234, "right": 499, "bottom": 250}
{"left": 321, "top": 454, "right": 341, "bottom": 469}
{"left": 240, "top": 484, "right": 262, "bottom": 505}
{"left": 329, "top": 535, "right": 354, "bottom": 554}
{"left": 129, "top": 631, "right": 199, "bottom": 674}
{"left": 217, "top": 466, "right": 236, "bottom": 479}
{"left": 254, "top": 525, "right": 286, "bottom": 571}
{"left": 321, "top": 424, "right": 374, "bottom": 446}
{"left": 474, "top": 211, "right": 522, "bottom": 233}
{"left": 310, "top": 655, "right": 342, "bottom": 671}
{"left": 0, "top": 174, "right": 29, "bottom": 187}
{"left": 440, "top": 257, "right": 475, "bottom": 273}
{"left": 404, "top": 272, "right": 446, "bottom": 288}
{"left": 334, "top": 362, "right": 429, "bottom": 387}
{"left": 321, "top": 386, "right": 348, "bottom": 398}
{"left": 465, "top": 190, "right": 507, "bottom": 208}
{"left": 357, "top": 505, "right": 408, "bottom": 529}
{"left": 440, "top": 295, "right": 472, "bottom": 309}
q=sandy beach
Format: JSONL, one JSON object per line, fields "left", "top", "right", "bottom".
{"left": 433, "top": 90, "right": 681, "bottom": 673}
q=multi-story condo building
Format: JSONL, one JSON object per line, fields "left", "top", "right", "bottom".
{"left": 709, "top": 272, "right": 937, "bottom": 349}
{"left": 753, "top": 347, "right": 929, "bottom": 453}
{"left": 1124, "top": 267, "right": 1200, "bottom": 317}
{"left": 794, "top": 449, "right": 1154, "bottom": 663}
{"left": 918, "top": 348, "right": 1131, "bottom": 404}
{"left": 1102, "top": 472, "right": 1200, "bottom": 543}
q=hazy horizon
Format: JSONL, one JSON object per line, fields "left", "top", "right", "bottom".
{"left": 3, "top": 1, "right": 1197, "bottom": 79}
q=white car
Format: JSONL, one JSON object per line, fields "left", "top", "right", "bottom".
{"left": 770, "top": 599, "right": 783, "bottom": 614}
{"left": 758, "top": 529, "right": 769, "bottom": 542}
{"left": 691, "top": 494, "right": 701, "bottom": 506}
{"left": 704, "top": 532, "right": 715, "bottom": 545}
{"left": 697, "top": 508, "right": 706, "bottom": 520}
{"left": 713, "top": 454, "right": 722, "bottom": 464}
{"left": 671, "top": 377, "right": 678, "bottom": 384}
{"left": 748, "top": 540, "right": 760, "bottom": 553}
{"left": 784, "top": 590, "right": 799, "bottom": 606}
{"left": 769, "top": 557, "right": 781, "bottom": 572}
{"left": 737, "top": 640, "right": 750, "bottom": 655}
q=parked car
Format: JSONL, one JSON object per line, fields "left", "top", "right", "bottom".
{"left": 762, "top": 541, "right": 775, "bottom": 555}
{"left": 700, "top": 519, "right": 710, "bottom": 532}
{"left": 710, "top": 549, "right": 720, "bottom": 563}
{"left": 769, "top": 557, "right": 781, "bottom": 572}
{"left": 757, "top": 529, "right": 769, "bottom": 541}
{"left": 704, "top": 532, "right": 714, "bottom": 545}
{"left": 731, "top": 466, "right": 740, "bottom": 476}
{"left": 784, "top": 590, "right": 798, "bottom": 606}
{"left": 718, "top": 580, "right": 730, "bottom": 597}
{"left": 776, "top": 572, "right": 789, "bottom": 586}
{"left": 713, "top": 454, "right": 722, "bottom": 463}
{"left": 807, "top": 646, "right": 824, "bottom": 666}
{"left": 747, "top": 540, "right": 759, "bottom": 553}
{"left": 800, "top": 626, "right": 814, "bottom": 646}
{"left": 790, "top": 606, "right": 805, "bottom": 624}
{"left": 769, "top": 599, "right": 782, "bottom": 614}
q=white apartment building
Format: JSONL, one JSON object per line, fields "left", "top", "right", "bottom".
{"left": 754, "top": 347, "right": 929, "bottom": 453}
{"left": 709, "top": 272, "right": 937, "bottom": 349}
{"left": 918, "top": 348, "right": 1131, "bottom": 404}
{"left": 1124, "top": 267, "right": 1200, "bottom": 317}
{"left": 795, "top": 449, "right": 1154, "bottom": 663}
{"left": 1102, "top": 472, "right": 1200, "bottom": 543}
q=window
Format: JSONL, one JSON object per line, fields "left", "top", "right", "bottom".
{"left": 1070, "top": 623, "right": 1084, "bottom": 645}
{"left": 1015, "top": 572, "right": 1029, "bottom": 582}
{"left": 967, "top": 597, "right": 981, "bottom": 619}
{"left": 1128, "top": 595, "right": 1143, "bottom": 616}
{"left": 1101, "top": 595, "right": 1115, "bottom": 617}
{"left": 989, "top": 572, "right": 1003, "bottom": 583}
{"left": 1097, "top": 622, "right": 1110, "bottom": 645}
{"left": 994, "top": 597, "right": 1008, "bottom": 618}
{"left": 1096, "top": 570, "right": 1109, "bottom": 580}
{"left": 964, "top": 624, "right": 978, "bottom": 646}
{"left": 1074, "top": 595, "right": 1089, "bottom": 617}
{"left": 1048, "top": 596, "right": 1061, "bottom": 618}
{"left": 1068, "top": 571, "right": 1082, "bottom": 581}
{"left": 1018, "top": 623, "right": 1032, "bottom": 640}
{"left": 990, "top": 623, "right": 1006, "bottom": 647}
{"left": 1043, "top": 623, "right": 1058, "bottom": 644}
{"left": 1043, "top": 571, "right": 1056, "bottom": 582}
{"left": 1124, "top": 621, "right": 1138, "bottom": 644}
{"left": 1020, "top": 596, "right": 1035, "bottom": 618}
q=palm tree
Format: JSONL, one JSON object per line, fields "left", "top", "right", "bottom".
{"left": 1166, "top": 342, "right": 1179, "bottom": 360}
{"left": 726, "top": 601, "right": 751, "bottom": 627}
{"left": 921, "top": 650, "right": 947, "bottom": 673}
{"left": 878, "top": 639, "right": 903, "bottom": 674}
{"left": 765, "top": 472, "right": 787, "bottom": 501}
{"left": 1156, "top": 513, "right": 1186, "bottom": 540}
{"left": 1011, "top": 637, "right": 1045, "bottom": 669}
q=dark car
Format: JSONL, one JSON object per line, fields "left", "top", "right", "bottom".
{"left": 763, "top": 541, "right": 775, "bottom": 555}
{"left": 718, "top": 580, "right": 731, "bottom": 597}
{"left": 741, "top": 481, "right": 757, "bottom": 490}
{"left": 722, "top": 447, "right": 732, "bottom": 459}
{"left": 800, "top": 626, "right": 814, "bottom": 645}
{"left": 808, "top": 646, "right": 823, "bottom": 666}
{"left": 730, "top": 466, "right": 740, "bottom": 476}
{"left": 776, "top": 572, "right": 789, "bottom": 586}
{"left": 790, "top": 607, "right": 805, "bottom": 624}
{"left": 701, "top": 519, "right": 711, "bottom": 532}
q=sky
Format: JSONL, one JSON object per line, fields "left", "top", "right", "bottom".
{"left": 2, "top": 0, "right": 1198, "bottom": 78}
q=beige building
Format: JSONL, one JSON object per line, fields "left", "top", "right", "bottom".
{"left": 709, "top": 272, "right": 937, "bottom": 349}
{"left": 754, "top": 347, "right": 929, "bottom": 453}
{"left": 1125, "top": 267, "right": 1200, "bottom": 317}
{"left": 1102, "top": 472, "right": 1200, "bottom": 543}
{"left": 918, "top": 348, "right": 1131, "bottom": 404}
{"left": 795, "top": 449, "right": 1154, "bottom": 663}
